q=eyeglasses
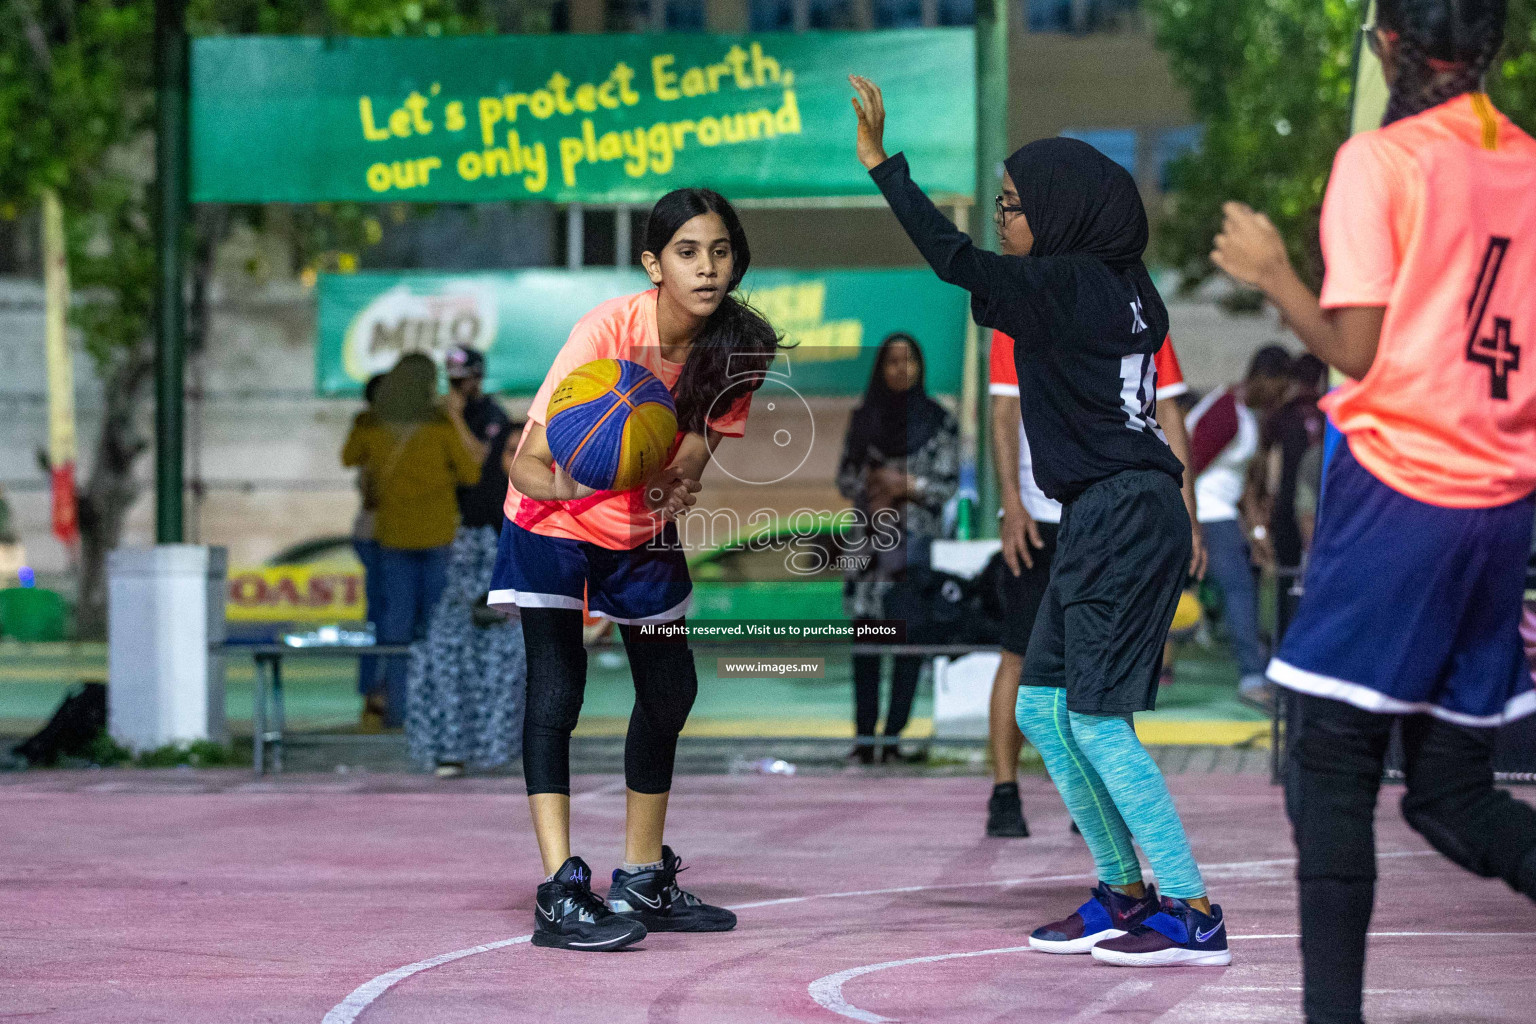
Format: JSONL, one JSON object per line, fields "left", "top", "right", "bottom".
{"left": 995, "top": 194, "right": 1024, "bottom": 221}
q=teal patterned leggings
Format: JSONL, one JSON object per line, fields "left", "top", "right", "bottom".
{"left": 1016, "top": 686, "right": 1205, "bottom": 899}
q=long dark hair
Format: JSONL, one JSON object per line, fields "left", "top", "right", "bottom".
{"left": 1378, "top": 0, "right": 1506, "bottom": 125}
{"left": 643, "top": 188, "right": 784, "bottom": 434}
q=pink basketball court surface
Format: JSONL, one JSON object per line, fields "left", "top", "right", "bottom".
{"left": 2, "top": 771, "right": 1532, "bottom": 1023}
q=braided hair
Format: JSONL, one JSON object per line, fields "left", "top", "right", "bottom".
{"left": 1378, "top": 0, "right": 1507, "bottom": 125}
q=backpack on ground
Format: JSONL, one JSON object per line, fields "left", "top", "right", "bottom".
{"left": 13, "top": 682, "right": 107, "bottom": 766}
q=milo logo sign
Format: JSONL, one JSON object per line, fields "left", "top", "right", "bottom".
{"left": 341, "top": 281, "right": 497, "bottom": 382}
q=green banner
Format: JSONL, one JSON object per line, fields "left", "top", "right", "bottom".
{"left": 316, "top": 269, "right": 968, "bottom": 397}
{"left": 191, "top": 30, "right": 975, "bottom": 204}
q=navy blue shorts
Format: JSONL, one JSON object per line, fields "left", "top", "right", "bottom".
{"left": 487, "top": 520, "right": 692, "bottom": 624}
{"left": 1269, "top": 442, "right": 1536, "bottom": 726}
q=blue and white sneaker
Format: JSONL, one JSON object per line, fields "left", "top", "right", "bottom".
{"left": 1028, "top": 882, "right": 1160, "bottom": 954}
{"left": 1090, "top": 895, "right": 1232, "bottom": 966}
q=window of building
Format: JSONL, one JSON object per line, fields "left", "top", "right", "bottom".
{"left": 605, "top": 0, "right": 705, "bottom": 29}
{"left": 1027, "top": 0, "right": 1140, "bottom": 33}
{"left": 873, "top": 0, "right": 925, "bottom": 28}
{"left": 1157, "top": 125, "right": 1203, "bottom": 192}
{"left": 1059, "top": 128, "right": 1138, "bottom": 176}
{"left": 750, "top": 0, "right": 796, "bottom": 30}
{"left": 808, "top": 0, "right": 859, "bottom": 29}
{"left": 504, "top": 0, "right": 569, "bottom": 32}
{"left": 937, "top": 0, "right": 974, "bottom": 26}
{"left": 606, "top": 0, "right": 651, "bottom": 30}
{"left": 666, "top": 0, "right": 706, "bottom": 29}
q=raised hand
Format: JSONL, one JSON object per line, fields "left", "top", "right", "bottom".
{"left": 849, "top": 75, "right": 889, "bottom": 171}
{"left": 1211, "top": 201, "right": 1291, "bottom": 292}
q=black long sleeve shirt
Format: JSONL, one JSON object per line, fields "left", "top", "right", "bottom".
{"left": 869, "top": 153, "right": 1184, "bottom": 503}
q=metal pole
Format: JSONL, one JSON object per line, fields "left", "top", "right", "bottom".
{"left": 566, "top": 204, "right": 585, "bottom": 269}
{"left": 615, "top": 205, "right": 632, "bottom": 266}
{"left": 954, "top": 201, "right": 979, "bottom": 541}
{"left": 972, "top": 0, "right": 1009, "bottom": 538}
{"left": 154, "top": 0, "right": 189, "bottom": 544}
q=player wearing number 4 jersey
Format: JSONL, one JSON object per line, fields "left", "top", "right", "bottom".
{"left": 1213, "top": 3, "right": 1536, "bottom": 1021}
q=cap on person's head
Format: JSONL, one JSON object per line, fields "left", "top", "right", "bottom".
{"left": 445, "top": 346, "right": 486, "bottom": 380}
{"left": 1247, "top": 345, "right": 1292, "bottom": 382}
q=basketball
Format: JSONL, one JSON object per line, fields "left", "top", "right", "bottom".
{"left": 545, "top": 358, "right": 677, "bottom": 491}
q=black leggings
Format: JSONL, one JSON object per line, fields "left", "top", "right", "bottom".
{"left": 853, "top": 649, "right": 923, "bottom": 740}
{"left": 520, "top": 608, "right": 699, "bottom": 796}
{"left": 1285, "top": 692, "right": 1536, "bottom": 1024}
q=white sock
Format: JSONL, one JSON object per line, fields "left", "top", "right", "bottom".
{"left": 622, "top": 859, "right": 664, "bottom": 873}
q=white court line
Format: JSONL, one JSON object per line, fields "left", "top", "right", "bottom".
{"left": 319, "top": 849, "right": 1440, "bottom": 1024}
{"left": 320, "top": 937, "right": 530, "bottom": 1024}
{"left": 809, "top": 956, "right": 1155, "bottom": 1024}
{"left": 806, "top": 946, "right": 1035, "bottom": 1024}
{"left": 808, "top": 932, "right": 1536, "bottom": 1023}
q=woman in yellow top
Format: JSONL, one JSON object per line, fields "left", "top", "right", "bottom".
{"left": 342, "top": 353, "right": 483, "bottom": 727}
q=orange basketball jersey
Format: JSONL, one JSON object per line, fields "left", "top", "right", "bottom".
{"left": 1319, "top": 93, "right": 1536, "bottom": 508}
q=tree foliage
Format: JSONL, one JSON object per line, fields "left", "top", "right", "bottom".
{"left": 1146, "top": 0, "right": 1536, "bottom": 291}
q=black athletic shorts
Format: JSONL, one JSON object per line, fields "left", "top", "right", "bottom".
{"left": 1022, "top": 469, "right": 1190, "bottom": 715}
{"left": 999, "top": 520, "right": 1060, "bottom": 656}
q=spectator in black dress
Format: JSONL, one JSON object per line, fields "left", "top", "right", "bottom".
{"left": 836, "top": 333, "right": 959, "bottom": 764}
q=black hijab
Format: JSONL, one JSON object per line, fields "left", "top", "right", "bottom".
{"left": 1003, "top": 137, "right": 1169, "bottom": 339}
{"left": 846, "top": 333, "right": 948, "bottom": 461}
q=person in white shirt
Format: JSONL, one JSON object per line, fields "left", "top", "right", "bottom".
{"left": 1185, "top": 345, "right": 1291, "bottom": 707}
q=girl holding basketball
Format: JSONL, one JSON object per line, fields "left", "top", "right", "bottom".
{"left": 1213, "top": 2, "right": 1536, "bottom": 1020}
{"left": 851, "top": 76, "right": 1231, "bottom": 967}
{"left": 495, "top": 188, "right": 781, "bottom": 951}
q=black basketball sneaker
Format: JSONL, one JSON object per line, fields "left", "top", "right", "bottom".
{"left": 986, "top": 781, "right": 1030, "bottom": 837}
{"left": 607, "top": 845, "right": 737, "bottom": 932}
{"left": 532, "top": 856, "right": 647, "bottom": 951}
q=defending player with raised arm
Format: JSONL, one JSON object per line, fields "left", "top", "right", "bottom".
{"left": 851, "top": 75, "right": 1230, "bottom": 967}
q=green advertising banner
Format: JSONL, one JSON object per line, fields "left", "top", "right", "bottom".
{"left": 317, "top": 269, "right": 968, "bottom": 397}
{"left": 192, "top": 30, "right": 975, "bottom": 204}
